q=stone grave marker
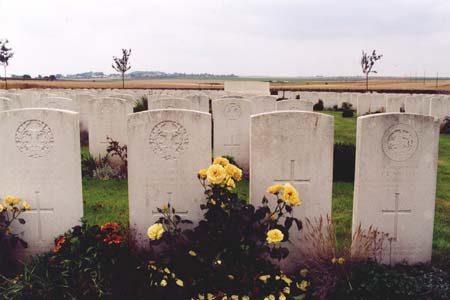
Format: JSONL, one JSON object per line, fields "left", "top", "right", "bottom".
{"left": 0, "top": 108, "right": 83, "bottom": 255}
{"left": 352, "top": 113, "right": 439, "bottom": 264}
{"left": 128, "top": 109, "right": 211, "bottom": 247}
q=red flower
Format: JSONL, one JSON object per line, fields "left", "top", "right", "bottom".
{"left": 104, "top": 233, "right": 123, "bottom": 245}
{"left": 53, "top": 236, "right": 66, "bottom": 253}
{"left": 101, "top": 222, "right": 119, "bottom": 232}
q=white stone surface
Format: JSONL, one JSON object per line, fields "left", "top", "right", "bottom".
{"left": 250, "top": 111, "right": 334, "bottom": 270}
{"left": 88, "top": 97, "right": 132, "bottom": 158}
{"left": 386, "top": 94, "right": 406, "bottom": 113}
{"left": 150, "top": 97, "right": 193, "bottom": 110}
{"left": 276, "top": 99, "right": 313, "bottom": 111}
{"left": 251, "top": 96, "right": 277, "bottom": 114}
{"left": 186, "top": 93, "right": 210, "bottom": 112}
{"left": 352, "top": 113, "right": 439, "bottom": 264}
{"left": 212, "top": 98, "right": 252, "bottom": 172}
{"left": 0, "top": 108, "right": 83, "bottom": 256}
{"left": 37, "top": 96, "right": 76, "bottom": 111}
{"left": 0, "top": 97, "right": 11, "bottom": 111}
{"left": 224, "top": 81, "right": 270, "bottom": 96}
{"left": 128, "top": 109, "right": 211, "bottom": 247}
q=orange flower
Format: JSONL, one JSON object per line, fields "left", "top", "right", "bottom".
{"left": 53, "top": 236, "right": 66, "bottom": 253}
{"left": 104, "top": 233, "right": 123, "bottom": 245}
{"left": 101, "top": 222, "right": 119, "bottom": 232}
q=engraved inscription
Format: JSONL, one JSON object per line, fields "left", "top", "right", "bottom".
{"left": 382, "top": 124, "right": 418, "bottom": 162}
{"left": 15, "top": 120, "right": 54, "bottom": 158}
{"left": 224, "top": 103, "right": 241, "bottom": 120}
{"left": 149, "top": 121, "right": 189, "bottom": 160}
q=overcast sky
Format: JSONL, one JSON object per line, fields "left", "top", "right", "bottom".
{"left": 1, "top": 0, "right": 449, "bottom": 77}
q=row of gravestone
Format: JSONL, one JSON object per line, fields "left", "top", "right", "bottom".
{"left": 0, "top": 107, "right": 439, "bottom": 269}
{"left": 280, "top": 90, "right": 450, "bottom": 118}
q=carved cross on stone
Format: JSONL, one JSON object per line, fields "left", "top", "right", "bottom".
{"left": 25, "top": 191, "right": 54, "bottom": 242}
{"left": 274, "top": 160, "right": 311, "bottom": 185}
{"left": 382, "top": 192, "right": 412, "bottom": 241}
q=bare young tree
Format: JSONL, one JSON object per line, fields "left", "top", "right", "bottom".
{"left": 0, "top": 39, "right": 14, "bottom": 89}
{"left": 361, "top": 50, "right": 382, "bottom": 92}
{"left": 112, "top": 49, "right": 131, "bottom": 89}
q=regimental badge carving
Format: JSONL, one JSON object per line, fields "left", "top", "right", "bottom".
{"left": 15, "top": 120, "right": 55, "bottom": 158}
{"left": 382, "top": 124, "right": 418, "bottom": 162}
{"left": 149, "top": 121, "right": 189, "bottom": 160}
{"left": 224, "top": 103, "right": 241, "bottom": 120}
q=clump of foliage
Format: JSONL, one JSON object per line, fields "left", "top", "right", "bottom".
{"left": 133, "top": 96, "right": 148, "bottom": 113}
{"left": 313, "top": 99, "right": 324, "bottom": 111}
{"left": 145, "top": 156, "right": 308, "bottom": 299}
{"left": 106, "top": 137, "right": 127, "bottom": 178}
{"left": 333, "top": 143, "right": 356, "bottom": 182}
{"left": 295, "top": 94, "right": 300, "bottom": 99}
{"left": 0, "top": 222, "right": 135, "bottom": 299}
{"left": 0, "top": 196, "right": 30, "bottom": 275}
{"left": 295, "top": 216, "right": 389, "bottom": 300}
{"left": 342, "top": 102, "right": 354, "bottom": 118}
{"left": 440, "top": 116, "right": 450, "bottom": 134}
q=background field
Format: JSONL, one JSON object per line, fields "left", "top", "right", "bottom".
{"left": 81, "top": 112, "right": 450, "bottom": 267}
{"left": 3, "top": 78, "right": 450, "bottom": 92}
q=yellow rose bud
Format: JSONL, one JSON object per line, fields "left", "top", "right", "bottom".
{"left": 176, "top": 279, "right": 184, "bottom": 287}
{"left": 198, "top": 294, "right": 205, "bottom": 300}
{"left": 160, "top": 279, "right": 167, "bottom": 287}
{"left": 331, "top": 257, "right": 337, "bottom": 264}
{"left": 296, "top": 280, "right": 310, "bottom": 292}
{"left": 227, "top": 274, "right": 234, "bottom": 280}
{"left": 189, "top": 250, "right": 197, "bottom": 257}
{"left": 266, "top": 184, "right": 283, "bottom": 194}
{"left": 208, "top": 293, "right": 216, "bottom": 300}
{"left": 147, "top": 223, "right": 164, "bottom": 240}
{"left": 226, "top": 178, "right": 236, "bottom": 190}
{"left": 242, "top": 296, "right": 250, "bottom": 300}
{"left": 281, "top": 275, "right": 292, "bottom": 286}
{"left": 300, "top": 268, "right": 308, "bottom": 277}
{"left": 206, "top": 164, "right": 227, "bottom": 185}
{"left": 279, "top": 293, "right": 286, "bottom": 300}
{"left": 266, "top": 229, "right": 284, "bottom": 244}
{"left": 283, "top": 286, "right": 290, "bottom": 294}
{"left": 198, "top": 169, "right": 208, "bottom": 179}
{"left": 210, "top": 199, "right": 217, "bottom": 205}
{"left": 282, "top": 183, "right": 300, "bottom": 206}
{"left": 259, "top": 275, "right": 271, "bottom": 282}
{"left": 0, "top": 204, "right": 4, "bottom": 212}
{"left": 22, "top": 201, "right": 31, "bottom": 211}
{"left": 213, "top": 156, "right": 229, "bottom": 167}
{"left": 338, "top": 257, "right": 345, "bottom": 264}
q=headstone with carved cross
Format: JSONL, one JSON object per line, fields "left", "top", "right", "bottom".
{"left": 88, "top": 97, "right": 132, "bottom": 158}
{"left": 352, "top": 113, "right": 440, "bottom": 264}
{"left": 0, "top": 108, "right": 83, "bottom": 256}
{"left": 128, "top": 109, "right": 211, "bottom": 248}
{"left": 250, "top": 111, "right": 334, "bottom": 270}
{"left": 212, "top": 98, "right": 252, "bottom": 173}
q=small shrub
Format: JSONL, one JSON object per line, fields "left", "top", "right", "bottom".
{"left": 295, "top": 94, "right": 300, "bottom": 99}
{"left": 313, "top": 99, "right": 324, "bottom": 111}
{"left": 440, "top": 116, "right": 450, "bottom": 134}
{"left": 106, "top": 137, "right": 128, "bottom": 178}
{"left": 81, "top": 152, "right": 97, "bottom": 178}
{"left": 342, "top": 109, "right": 354, "bottom": 118}
{"left": 133, "top": 96, "right": 148, "bottom": 113}
{"left": 333, "top": 143, "right": 355, "bottom": 182}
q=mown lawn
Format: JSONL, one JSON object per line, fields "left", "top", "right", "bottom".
{"left": 82, "top": 111, "right": 450, "bottom": 266}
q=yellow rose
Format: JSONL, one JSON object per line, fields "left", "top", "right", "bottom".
{"left": 206, "top": 164, "right": 227, "bottom": 185}
{"left": 224, "top": 164, "right": 242, "bottom": 181}
{"left": 296, "top": 280, "right": 310, "bottom": 292}
{"left": 147, "top": 223, "right": 164, "bottom": 240}
{"left": 282, "top": 183, "right": 300, "bottom": 206}
{"left": 338, "top": 257, "right": 345, "bottom": 264}
{"left": 226, "top": 178, "right": 235, "bottom": 189}
{"left": 266, "top": 229, "right": 284, "bottom": 244}
{"left": 198, "top": 169, "right": 208, "bottom": 179}
{"left": 4, "top": 195, "right": 20, "bottom": 206}
{"left": 213, "top": 156, "right": 229, "bottom": 166}
{"left": 176, "top": 279, "right": 184, "bottom": 287}
{"left": 22, "top": 201, "right": 31, "bottom": 211}
{"left": 266, "top": 184, "right": 283, "bottom": 194}
{"left": 160, "top": 279, "right": 167, "bottom": 287}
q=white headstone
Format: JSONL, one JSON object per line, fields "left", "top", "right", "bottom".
{"left": 88, "top": 97, "right": 132, "bottom": 158}
{"left": 150, "top": 97, "right": 193, "bottom": 110}
{"left": 186, "top": 94, "right": 210, "bottom": 112}
{"left": 276, "top": 99, "right": 313, "bottom": 111}
{"left": 250, "top": 111, "right": 334, "bottom": 270}
{"left": 128, "top": 109, "right": 211, "bottom": 247}
{"left": 251, "top": 96, "right": 277, "bottom": 114}
{"left": 0, "top": 108, "right": 83, "bottom": 255}
{"left": 352, "top": 113, "right": 439, "bottom": 264}
{"left": 0, "top": 96, "right": 11, "bottom": 111}
{"left": 212, "top": 98, "right": 252, "bottom": 172}
{"left": 37, "top": 96, "right": 76, "bottom": 111}
{"left": 224, "top": 81, "right": 270, "bottom": 96}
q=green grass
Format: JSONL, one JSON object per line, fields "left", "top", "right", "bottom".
{"left": 82, "top": 112, "right": 450, "bottom": 266}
